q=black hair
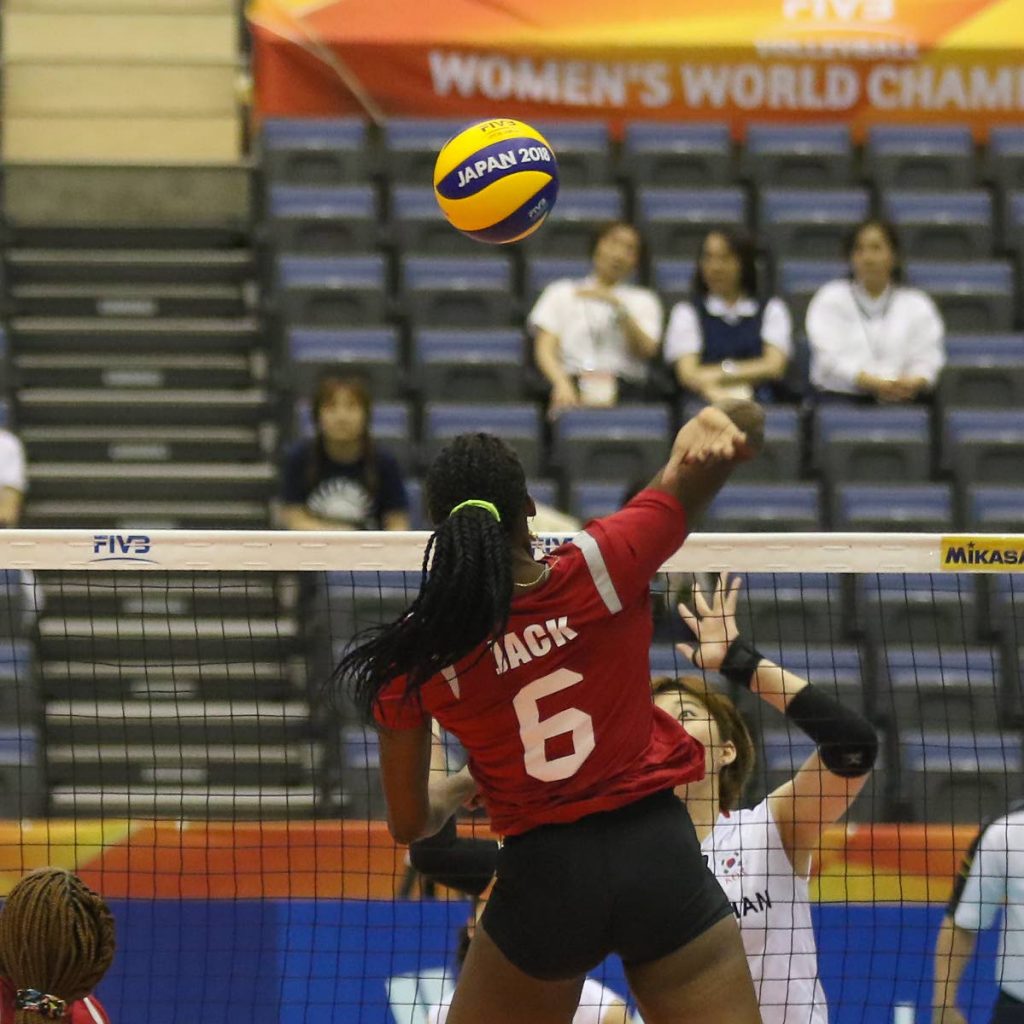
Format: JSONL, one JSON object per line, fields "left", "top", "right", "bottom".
{"left": 844, "top": 218, "right": 904, "bottom": 283}
{"left": 691, "top": 228, "right": 759, "bottom": 301}
{"left": 331, "top": 433, "right": 528, "bottom": 722}
{"left": 589, "top": 220, "right": 646, "bottom": 266}
{"left": 308, "top": 375, "right": 379, "bottom": 499}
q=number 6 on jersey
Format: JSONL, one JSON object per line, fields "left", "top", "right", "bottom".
{"left": 513, "top": 669, "right": 595, "bottom": 782}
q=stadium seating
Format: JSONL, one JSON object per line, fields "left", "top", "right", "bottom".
{"left": 937, "top": 334, "right": 1024, "bottom": 412}
{"left": 858, "top": 574, "right": 979, "bottom": 648}
{"left": 278, "top": 255, "right": 389, "bottom": 326}
{"left": 865, "top": 125, "right": 975, "bottom": 190}
{"left": 422, "top": 403, "right": 542, "bottom": 474}
{"left": 288, "top": 327, "right": 402, "bottom": 398}
{"left": 832, "top": 484, "right": 953, "bottom": 532}
{"left": 778, "top": 260, "right": 846, "bottom": 329}
{"left": 967, "top": 485, "right": 1024, "bottom": 533}
{"left": 0, "top": 728, "right": 45, "bottom": 817}
{"left": 413, "top": 328, "right": 525, "bottom": 402}
{"left": 907, "top": 261, "right": 1015, "bottom": 332}
{"left": 519, "top": 186, "right": 625, "bottom": 257}
{"left": 523, "top": 257, "right": 590, "bottom": 303}
{"left": 813, "top": 405, "right": 932, "bottom": 485}
{"left": 382, "top": 118, "right": 467, "bottom": 182}
{"left": 531, "top": 120, "right": 614, "bottom": 185}
{"left": 267, "top": 185, "right": 379, "bottom": 254}
{"left": 705, "top": 483, "right": 822, "bottom": 532}
{"left": 553, "top": 405, "right": 670, "bottom": 484}
{"left": 943, "top": 409, "right": 1024, "bottom": 491}
{"left": 735, "top": 578, "right": 846, "bottom": 646}
{"left": 741, "top": 124, "right": 855, "bottom": 187}
{"left": 1003, "top": 190, "right": 1024, "bottom": 254}
{"left": 401, "top": 255, "right": 515, "bottom": 326}
{"left": 569, "top": 481, "right": 624, "bottom": 523}
{"left": 636, "top": 187, "right": 748, "bottom": 259}
{"left": 261, "top": 118, "right": 369, "bottom": 185}
{"left": 986, "top": 127, "right": 1024, "bottom": 193}
{"left": 389, "top": 186, "right": 481, "bottom": 256}
{"left": 882, "top": 190, "right": 994, "bottom": 260}
{"left": 651, "top": 259, "right": 697, "bottom": 312}
{"left": 621, "top": 121, "right": 733, "bottom": 188}
{"left": 759, "top": 188, "right": 869, "bottom": 260}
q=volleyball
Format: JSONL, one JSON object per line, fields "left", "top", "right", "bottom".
{"left": 433, "top": 118, "right": 559, "bottom": 244}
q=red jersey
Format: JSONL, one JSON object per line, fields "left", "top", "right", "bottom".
{"left": 375, "top": 489, "right": 706, "bottom": 836}
{"left": 0, "top": 979, "right": 110, "bottom": 1024}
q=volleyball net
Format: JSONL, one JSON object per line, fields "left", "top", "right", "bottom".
{"left": 0, "top": 528, "right": 1019, "bottom": 1024}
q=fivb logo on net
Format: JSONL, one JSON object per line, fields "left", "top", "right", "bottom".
{"left": 90, "top": 534, "right": 156, "bottom": 564}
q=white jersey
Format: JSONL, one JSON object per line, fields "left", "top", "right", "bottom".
{"left": 702, "top": 799, "right": 828, "bottom": 1024}
{"left": 429, "top": 976, "right": 623, "bottom": 1024}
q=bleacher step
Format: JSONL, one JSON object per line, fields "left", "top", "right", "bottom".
{"left": 16, "top": 352, "right": 259, "bottom": 389}
{"left": 6, "top": 249, "right": 254, "bottom": 285}
{"left": 21, "top": 425, "right": 269, "bottom": 463}
{"left": 48, "top": 786, "right": 318, "bottom": 819}
{"left": 9, "top": 283, "right": 250, "bottom": 318}
{"left": 23, "top": 497, "right": 268, "bottom": 529}
{"left": 28, "top": 462, "right": 275, "bottom": 501}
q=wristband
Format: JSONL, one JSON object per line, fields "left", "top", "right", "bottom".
{"left": 718, "top": 636, "right": 764, "bottom": 689}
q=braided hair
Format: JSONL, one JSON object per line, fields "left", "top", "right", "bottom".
{"left": 334, "top": 433, "right": 529, "bottom": 722}
{"left": 0, "top": 868, "right": 116, "bottom": 1023}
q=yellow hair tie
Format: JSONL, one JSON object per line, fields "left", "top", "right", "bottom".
{"left": 449, "top": 499, "right": 501, "bottom": 523}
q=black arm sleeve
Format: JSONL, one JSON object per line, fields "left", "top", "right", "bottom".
{"left": 785, "top": 684, "right": 878, "bottom": 779}
{"left": 408, "top": 815, "right": 499, "bottom": 897}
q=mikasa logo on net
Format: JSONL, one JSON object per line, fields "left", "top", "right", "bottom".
{"left": 782, "top": 0, "right": 895, "bottom": 21}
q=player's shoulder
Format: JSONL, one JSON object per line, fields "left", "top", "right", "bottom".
{"left": 72, "top": 995, "right": 110, "bottom": 1024}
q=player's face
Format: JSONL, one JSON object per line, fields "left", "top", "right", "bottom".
{"left": 592, "top": 225, "right": 640, "bottom": 282}
{"left": 700, "top": 232, "right": 742, "bottom": 299}
{"left": 655, "top": 691, "right": 727, "bottom": 778}
{"left": 318, "top": 389, "right": 367, "bottom": 445}
{"left": 851, "top": 224, "right": 896, "bottom": 293}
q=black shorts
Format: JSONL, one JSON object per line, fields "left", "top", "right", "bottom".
{"left": 480, "top": 789, "right": 731, "bottom": 980}
{"left": 992, "top": 990, "right": 1024, "bottom": 1024}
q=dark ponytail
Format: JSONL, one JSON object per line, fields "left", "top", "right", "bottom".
{"left": 332, "top": 433, "right": 528, "bottom": 722}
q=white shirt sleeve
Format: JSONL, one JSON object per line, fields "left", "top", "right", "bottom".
{"left": 625, "top": 287, "right": 664, "bottom": 347}
{"left": 901, "top": 290, "right": 946, "bottom": 387}
{"left": 0, "top": 432, "right": 27, "bottom": 493}
{"left": 806, "top": 280, "right": 867, "bottom": 392}
{"left": 662, "top": 302, "right": 702, "bottom": 364}
{"left": 528, "top": 280, "right": 571, "bottom": 338}
{"left": 953, "top": 821, "right": 1008, "bottom": 933}
{"left": 761, "top": 296, "right": 794, "bottom": 359}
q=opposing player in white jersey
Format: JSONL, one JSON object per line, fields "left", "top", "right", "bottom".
{"left": 653, "top": 573, "right": 878, "bottom": 1024}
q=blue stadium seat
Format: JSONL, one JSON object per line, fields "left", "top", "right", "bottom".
{"left": 404, "top": 479, "right": 426, "bottom": 529}
{"left": 906, "top": 261, "right": 1015, "bottom": 332}
{"left": 414, "top": 328, "right": 524, "bottom": 402}
{"left": 967, "top": 485, "right": 1024, "bottom": 532}
{"left": 531, "top": 120, "right": 613, "bottom": 185}
{"left": 277, "top": 255, "right": 388, "bottom": 326}
{"left": 268, "top": 185, "right": 378, "bottom": 253}
{"left": 521, "top": 186, "right": 625, "bottom": 257}
{"left": 1004, "top": 191, "right": 1024, "bottom": 254}
{"left": 758, "top": 729, "right": 818, "bottom": 792}
{"left": 554, "top": 405, "right": 671, "bottom": 483}
{"left": 524, "top": 257, "right": 591, "bottom": 303}
{"left": 0, "top": 727, "right": 44, "bottom": 816}
{"left": 649, "top": 644, "right": 689, "bottom": 678}
{"left": 833, "top": 483, "right": 953, "bottom": 532}
{"left": 987, "top": 576, "right": 1024, "bottom": 645}
{"left": 527, "top": 478, "right": 559, "bottom": 510}
{"left": 742, "top": 123, "right": 854, "bottom": 187}
{"left": 858, "top": 574, "right": 978, "bottom": 648}
{"left": 261, "top": 118, "right": 369, "bottom": 185}
{"left": 943, "top": 409, "right": 1024, "bottom": 489}
{"left": 882, "top": 190, "right": 993, "bottom": 260}
{"left": 705, "top": 483, "right": 822, "bottom": 532}
{"left": 681, "top": 401, "right": 801, "bottom": 481}
{"left": 734, "top": 577, "right": 847, "bottom": 647}
{"left": 866, "top": 125, "right": 974, "bottom": 190}
{"left": 569, "top": 481, "right": 624, "bottom": 523}
{"left": 288, "top": 327, "right": 401, "bottom": 398}
{"left": 389, "top": 186, "right": 480, "bottom": 255}
{"left": 292, "top": 399, "right": 414, "bottom": 471}
{"left": 900, "top": 731, "right": 1019, "bottom": 823}
{"left": 985, "top": 127, "right": 1024, "bottom": 193}
{"left": 636, "top": 188, "right": 748, "bottom": 259}
{"left": 621, "top": 121, "right": 733, "bottom": 188}
{"left": 0, "top": 328, "right": 7, "bottom": 394}
{"left": 651, "top": 259, "right": 697, "bottom": 312}
{"left": 382, "top": 118, "right": 467, "bottom": 183}
{"left": 778, "top": 260, "right": 847, "bottom": 329}
{"left": 401, "top": 256, "right": 514, "bottom": 327}
{"left": 759, "top": 188, "right": 869, "bottom": 260}
{"left": 938, "top": 334, "right": 1024, "bottom": 411}
{"left": 813, "top": 405, "right": 932, "bottom": 484}
{"left": 423, "top": 403, "right": 542, "bottom": 475}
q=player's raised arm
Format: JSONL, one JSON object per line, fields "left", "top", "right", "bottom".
{"left": 649, "top": 400, "right": 765, "bottom": 523}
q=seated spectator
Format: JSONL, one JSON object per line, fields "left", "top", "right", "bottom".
{"left": 807, "top": 218, "right": 945, "bottom": 403}
{"left": 663, "top": 229, "right": 791, "bottom": 404}
{"left": 280, "top": 376, "right": 409, "bottom": 531}
{"left": 0, "top": 867, "right": 115, "bottom": 1022}
{"left": 528, "top": 221, "right": 663, "bottom": 418}
{"left": 0, "top": 428, "right": 26, "bottom": 528}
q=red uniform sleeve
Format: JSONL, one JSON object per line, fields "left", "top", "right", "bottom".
{"left": 372, "top": 674, "right": 429, "bottom": 731}
{"left": 73, "top": 995, "right": 111, "bottom": 1023}
{"left": 576, "top": 489, "right": 687, "bottom": 610}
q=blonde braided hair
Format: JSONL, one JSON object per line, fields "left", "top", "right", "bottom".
{"left": 0, "top": 868, "right": 115, "bottom": 1023}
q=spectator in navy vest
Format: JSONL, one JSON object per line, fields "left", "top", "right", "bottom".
{"left": 663, "top": 230, "right": 792, "bottom": 405}
{"left": 279, "top": 376, "right": 409, "bottom": 531}
{"left": 807, "top": 219, "right": 945, "bottom": 404}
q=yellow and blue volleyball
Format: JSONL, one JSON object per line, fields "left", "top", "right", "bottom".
{"left": 433, "top": 119, "right": 559, "bottom": 245}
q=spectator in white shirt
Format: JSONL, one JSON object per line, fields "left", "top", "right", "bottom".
{"left": 0, "top": 429, "right": 27, "bottom": 528}
{"left": 807, "top": 219, "right": 945, "bottom": 403}
{"left": 663, "top": 230, "right": 792, "bottom": 404}
{"left": 528, "top": 222, "right": 663, "bottom": 419}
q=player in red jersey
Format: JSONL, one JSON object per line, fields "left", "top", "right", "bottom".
{"left": 0, "top": 868, "right": 115, "bottom": 1024}
{"left": 333, "top": 401, "right": 765, "bottom": 1024}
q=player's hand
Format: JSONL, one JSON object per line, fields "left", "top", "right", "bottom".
{"left": 548, "top": 379, "right": 580, "bottom": 420}
{"left": 932, "top": 1007, "right": 968, "bottom": 1024}
{"left": 676, "top": 572, "right": 741, "bottom": 671}
{"left": 662, "top": 404, "right": 753, "bottom": 486}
